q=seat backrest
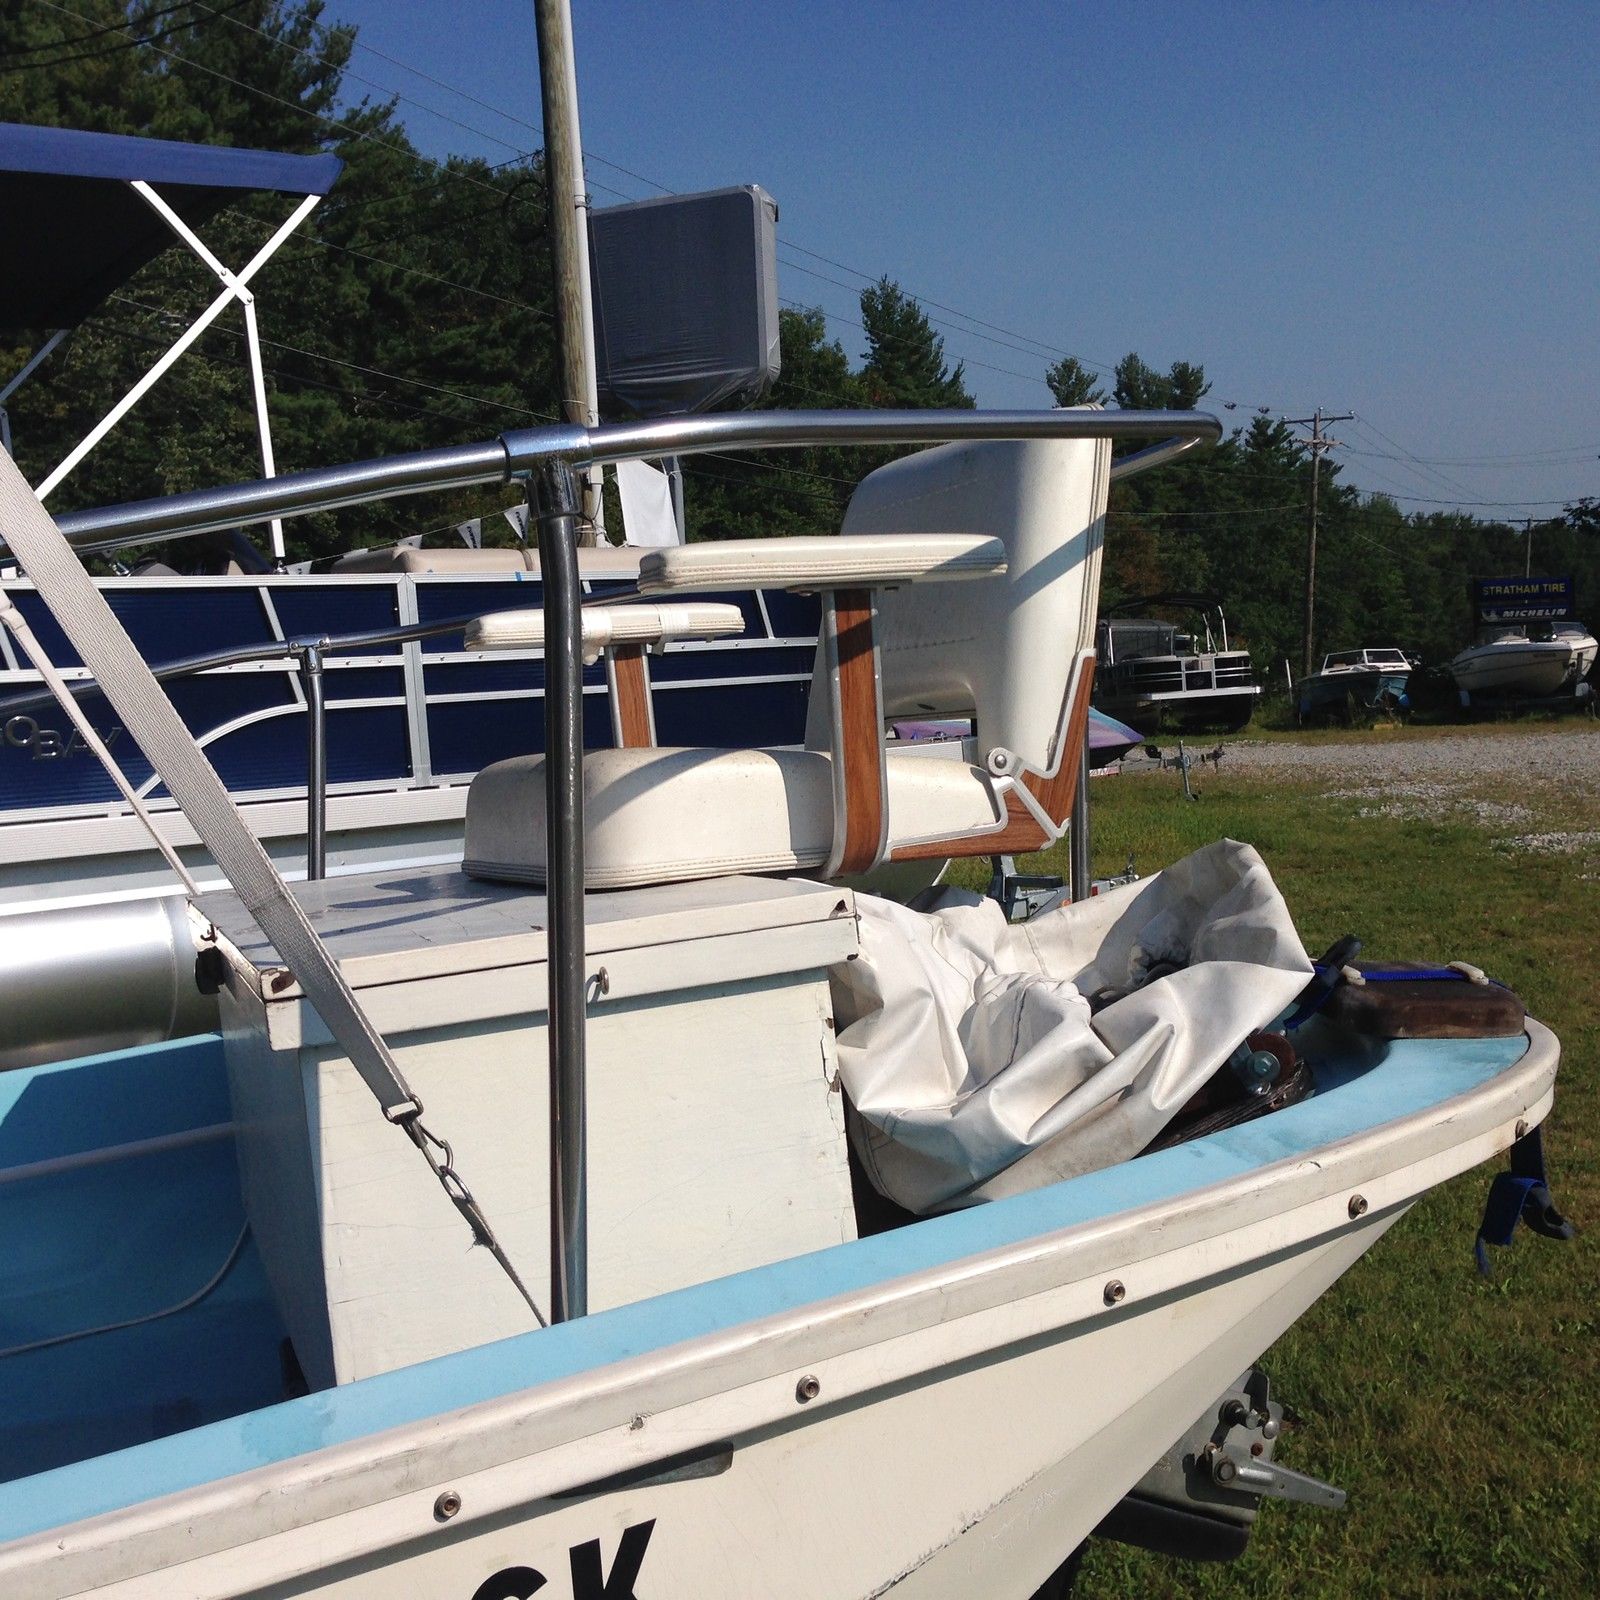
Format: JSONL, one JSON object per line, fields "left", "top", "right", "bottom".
{"left": 818, "top": 429, "right": 1110, "bottom": 777}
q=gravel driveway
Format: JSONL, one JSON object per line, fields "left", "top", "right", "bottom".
{"left": 1224, "top": 727, "right": 1600, "bottom": 787}
{"left": 1204, "top": 727, "right": 1600, "bottom": 859}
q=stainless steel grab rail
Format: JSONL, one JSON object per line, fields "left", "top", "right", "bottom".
{"left": 33, "top": 408, "right": 1222, "bottom": 554}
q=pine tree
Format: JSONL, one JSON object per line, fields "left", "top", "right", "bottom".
{"left": 857, "top": 278, "right": 972, "bottom": 410}
{"left": 1044, "top": 355, "right": 1105, "bottom": 407}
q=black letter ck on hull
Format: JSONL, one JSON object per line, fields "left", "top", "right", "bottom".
{"left": 569, "top": 1519, "right": 656, "bottom": 1599}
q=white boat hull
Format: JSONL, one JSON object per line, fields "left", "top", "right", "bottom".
{"left": 2, "top": 1022, "right": 1556, "bottom": 1600}
{"left": 1449, "top": 639, "right": 1583, "bottom": 697}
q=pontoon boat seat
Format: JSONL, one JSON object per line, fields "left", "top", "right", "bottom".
{"left": 331, "top": 542, "right": 644, "bottom": 577}
{"left": 465, "top": 599, "right": 746, "bottom": 749}
{"left": 464, "top": 432, "right": 1111, "bottom": 889}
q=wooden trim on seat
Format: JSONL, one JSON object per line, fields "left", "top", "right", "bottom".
{"left": 889, "top": 654, "right": 1096, "bottom": 862}
{"left": 823, "top": 587, "right": 888, "bottom": 876}
{"left": 607, "top": 642, "right": 655, "bottom": 749}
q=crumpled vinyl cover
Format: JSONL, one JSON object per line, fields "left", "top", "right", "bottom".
{"left": 831, "top": 838, "right": 1313, "bottom": 1213}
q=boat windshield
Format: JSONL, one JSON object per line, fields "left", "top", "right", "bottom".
{"left": 1322, "top": 651, "right": 1362, "bottom": 669}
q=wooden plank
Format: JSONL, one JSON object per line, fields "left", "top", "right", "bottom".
{"left": 607, "top": 641, "right": 655, "bottom": 748}
{"left": 827, "top": 588, "right": 888, "bottom": 875}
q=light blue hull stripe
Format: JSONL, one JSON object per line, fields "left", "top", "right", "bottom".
{"left": 0, "top": 1034, "right": 1526, "bottom": 1545}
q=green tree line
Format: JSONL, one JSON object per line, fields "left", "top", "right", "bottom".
{"left": 3, "top": 1, "right": 1594, "bottom": 670}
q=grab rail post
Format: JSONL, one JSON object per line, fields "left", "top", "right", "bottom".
{"left": 1070, "top": 733, "right": 1091, "bottom": 902}
{"left": 297, "top": 641, "right": 328, "bottom": 881}
{"left": 533, "top": 460, "right": 588, "bottom": 1322}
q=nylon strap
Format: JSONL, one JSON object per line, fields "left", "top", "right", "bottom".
{"left": 0, "top": 450, "right": 419, "bottom": 1115}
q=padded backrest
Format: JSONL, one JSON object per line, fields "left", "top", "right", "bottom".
{"left": 828, "top": 428, "right": 1110, "bottom": 775}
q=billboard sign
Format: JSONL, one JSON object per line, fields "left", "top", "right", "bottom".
{"left": 1472, "top": 575, "right": 1575, "bottom": 624}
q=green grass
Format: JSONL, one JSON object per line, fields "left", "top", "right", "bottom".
{"left": 954, "top": 751, "right": 1599, "bottom": 1597}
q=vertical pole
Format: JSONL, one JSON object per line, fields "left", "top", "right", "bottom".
{"left": 1286, "top": 409, "right": 1350, "bottom": 681}
{"left": 1302, "top": 409, "right": 1322, "bottom": 680}
{"left": 240, "top": 298, "right": 287, "bottom": 566}
{"left": 300, "top": 643, "right": 328, "bottom": 881}
{"left": 0, "top": 330, "right": 70, "bottom": 457}
{"left": 1069, "top": 732, "right": 1091, "bottom": 902}
{"left": 1525, "top": 518, "right": 1533, "bottom": 579}
{"left": 664, "top": 455, "right": 687, "bottom": 542}
{"left": 534, "top": 0, "right": 605, "bottom": 541}
{"left": 534, "top": 460, "right": 588, "bottom": 1322}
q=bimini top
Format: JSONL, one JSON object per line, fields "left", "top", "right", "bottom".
{"left": 0, "top": 122, "right": 343, "bottom": 330}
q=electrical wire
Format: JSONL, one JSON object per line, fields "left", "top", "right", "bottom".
{"left": 0, "top": 1223, "right": 250, "bottom": 1360}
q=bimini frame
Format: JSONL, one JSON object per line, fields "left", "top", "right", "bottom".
{"left": 0, "top": 406, "right": 1221, "bottom": 1324}
{"left": 0, "top": 122, "right": 343, "bottom": 564}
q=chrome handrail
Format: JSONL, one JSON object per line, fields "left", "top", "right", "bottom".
{"left": 35, "top": 408, "right": 1222, "bottom": 555}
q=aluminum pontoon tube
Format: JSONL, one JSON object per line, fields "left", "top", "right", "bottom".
{"left": 41, "top": 410, "right": 1222, "bottom": 554}
{"left": 0, "top": 896, "right": 214, "bottom": 1071}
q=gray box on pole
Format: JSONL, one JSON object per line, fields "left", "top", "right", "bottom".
{"left": 588, "top": 185, "right": 780, "bottom": 417}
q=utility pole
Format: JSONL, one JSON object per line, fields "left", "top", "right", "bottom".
{"left": 1283, "top": 408, "right": 1353, "bottom": 678}
{"left": 1524, "top": 517, "right": 1534, "bottom": 578}
{"left": 533, "top": 0, "right": 604, "bottom": 541}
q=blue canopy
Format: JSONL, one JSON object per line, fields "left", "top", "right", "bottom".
{"left": 0, "top": 123, "right": 343, "bottom": 331}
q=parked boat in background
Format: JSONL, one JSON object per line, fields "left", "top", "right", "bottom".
{"left": 1449, "top": 620, "right": 1598, "bottom": 701}
{"left": 1093, "top": 593, "right": 1260, "bottom": 733}
{"left": 1294, "top": 647, "right": 1413, "bottom": 724}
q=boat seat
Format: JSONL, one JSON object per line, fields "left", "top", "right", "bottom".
{"left": 331, "top": 542, "right": 645, "bottom": 577}
{"left": 464, "top": 743, "right": 1002, "bottom": 888}
{"left": 466, "top": 599, "right": 745, "bottom": 750}
{"left": 465, "top": 432, "right": 1112, "bottom": 888}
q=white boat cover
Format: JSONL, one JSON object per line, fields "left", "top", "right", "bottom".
{"left": 832, "top": 839, "right": 1313, "bottom": 1213}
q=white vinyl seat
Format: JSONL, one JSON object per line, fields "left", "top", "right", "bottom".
{"left": 465, "top": 599, "right": 745, "bottom": 752}
{"left": 464, "top": 743, "right": 1002, "bottom": 889}
{"left": 464, "top": 428, "right": 1113, "bottom": 890}
{"left": 465, "top": 600, "right": 745, "bottom": 660}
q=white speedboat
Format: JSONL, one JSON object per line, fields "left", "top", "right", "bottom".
{"left": 1449, "top": 622, "right": 1597, "bottom": 698}
{"left": 0, "top": 407, "right": 1567, "bottom": 1598}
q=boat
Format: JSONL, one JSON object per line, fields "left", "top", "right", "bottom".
{"left": 0, "top": 550, "right": 823, "bottom": 914}
{"left": 1294, "top": 647, "right": 1413, "bottom": 723}
{"left": 1449, "top": 620, "right": 1599, "bottom": 700}
{"left": 1093, "top": 592, "right": 1260, "bottom": 733}
{"left": 0, "top": 123, "right": 822, "bottom": 920}
{"left": 0, "top": 403, "right": 1568, "bottom": 1597}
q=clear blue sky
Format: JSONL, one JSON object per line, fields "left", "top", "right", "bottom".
{"left": 326, "top": 0, "right": 1599, "bottom": 517}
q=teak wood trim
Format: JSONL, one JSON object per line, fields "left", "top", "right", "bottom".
{"left": 889, "top": 653, "right": 1096, "bottom": 862}
{"left": 824, "top": 587, "right": 887, "bottom": 876}
{"left": 607, "top": 642, "right": 655, "bottom": 749}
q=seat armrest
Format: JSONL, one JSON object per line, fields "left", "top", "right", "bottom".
{"left": 637, "top": 534, "right": 1005, "bottom": 595}
{"left": 465, "top": 601, "right": 745, "bottom": 652}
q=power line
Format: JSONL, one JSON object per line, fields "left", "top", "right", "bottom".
{"left": 0, "top": 0, "right": 254, "bottom": 71}
{"left": 0, "top": 0, "right": 203, "bottom": 58}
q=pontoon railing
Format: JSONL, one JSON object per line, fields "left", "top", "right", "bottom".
{"left": 7, "top": 408, "right": 1222, "bottom": 1323}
